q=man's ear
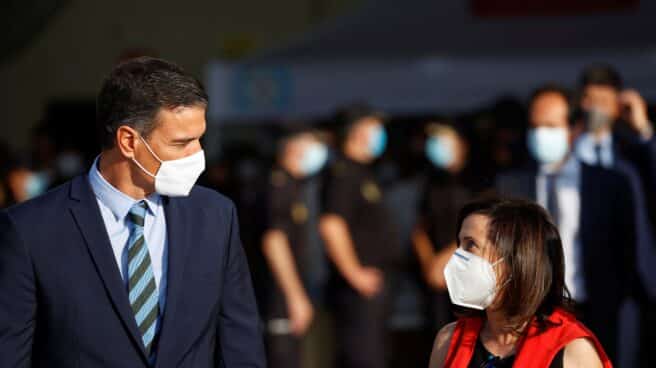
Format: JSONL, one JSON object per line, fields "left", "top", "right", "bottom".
{"left": 116, "top": 126, "right": 138, "bottom": 159}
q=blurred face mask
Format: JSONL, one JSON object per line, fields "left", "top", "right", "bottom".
{"left": 425, "top": 135, "right": 455, "bottom": 169}
{"left": 368, "top": 125, "right": 387, "bottom": 158}
{"left": 24, "top": 172, "right": 49, "bottom": 200}
{"left": 131, "top": 136, "right": 205, "bottom": 197}
{"left": 527, "top": 127, "right": 569, "bottom": 165}
{"left": 585, "top": 107, "right": 613, "bottom": 133}
{"left": 56, "top": 152, "right": 84, "bottom": 178}
{"left": 300, "top": 142, "right": 328, "bottom": 177}
{"left": 444, "top": 249, "right": 504, "bottom": 310}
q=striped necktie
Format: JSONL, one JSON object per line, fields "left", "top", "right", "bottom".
{"left": 127, "top": 201, "right": 160, "bottom": 359}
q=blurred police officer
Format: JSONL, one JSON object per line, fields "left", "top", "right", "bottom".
{"left": 262, "top": 128, "right": 329, "bottom": 368}
{"left": 320, "top": 104, "right": 401, "bottom": 368}
{"left": 412, "top": 123, "right": 472, "bottom": 330}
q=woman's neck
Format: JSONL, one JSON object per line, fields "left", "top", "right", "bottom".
{"left": 480, "top": 308, "right": 525, "bottom": 357}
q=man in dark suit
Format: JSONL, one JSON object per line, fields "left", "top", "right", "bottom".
{"left": 575, "top": 64, "right": 656, "bottom": 187}
{"left": 496, "top": 85, "right": 636, "bottom": 363}
{"left": 0, "top": 57, "right": 266, "bottom": 367}
{"left": 576, "top": 65, "right": 656, "bottom": 366}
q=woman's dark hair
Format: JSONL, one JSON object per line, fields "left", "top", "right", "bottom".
{"left": 96, "top": 57, "right": 208, "bottom": 149}
{"left": 454, "top": 197, "right": 572, "bottom": 333}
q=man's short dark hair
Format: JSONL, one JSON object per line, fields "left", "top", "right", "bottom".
{"left": 528, "top": 84, "right": 576, "bottom": 127}
{"left": 579, "top": 64, "right": 623, "bottom": 91}
{"left": 96, "top": 57, "right": 208, "bottom": 149}
{"left": 333, "top": 102, "right": 385, "bottom": 145}
{"left": 529, "top": 83, "right": 571, "bottom": 107}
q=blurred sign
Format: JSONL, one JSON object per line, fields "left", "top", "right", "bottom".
{"left": 206, "top": 49, "right": 656, "bottom": 123}
{"left": 472, "top": 0, "right": 639, "bottom": 17}
{"left": 230, "top": 67, "right": 293, "bottom": 112}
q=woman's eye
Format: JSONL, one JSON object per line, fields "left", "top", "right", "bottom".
{"left": 463, "top": 241, "right": 477, "bottom": 251}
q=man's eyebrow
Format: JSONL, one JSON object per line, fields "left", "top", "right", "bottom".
{"left": 171, "top": 137, "right": 197, "bottom": 144}
{"left": 171, "top": 132, "right": 204, "bottom": 144}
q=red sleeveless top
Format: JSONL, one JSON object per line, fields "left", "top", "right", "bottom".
{"left": 443, "top": 308, "right": 612, "bottom": 367}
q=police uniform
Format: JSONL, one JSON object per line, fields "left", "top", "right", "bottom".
{"left": 265, "top": 167, "right": 314, "bottom": 368}
{"left": 419, "top": 170, "right": 471, "bottom": 329}
{"left": 322, "top": 156, "right": 402, "bottom": 368}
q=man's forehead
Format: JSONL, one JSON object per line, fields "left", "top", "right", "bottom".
{"left": 531, "top": 94, "right": 568, "bottom": 116}
{"left": 584, "top": 84, "right": 618, "bottom": 95}
{"left": 155, "top": 106, "right": 206, "bottom": 129}
{"left": 157, "top": 105, "right": 205, "bottom": 119}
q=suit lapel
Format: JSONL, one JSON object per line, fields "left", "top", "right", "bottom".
{"left": 155, "top": 196, "right": 194, "bottom": 367}
{"left": 578, "top": 164, "right": 592, "bottom": 255}
{"left": 526, "top": 169, "right": 537, "bottom": 200}
{"left": 68, "top": 176, "right": 150, "bottom": 362}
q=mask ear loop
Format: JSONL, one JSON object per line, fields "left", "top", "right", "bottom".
{"left": 138, "top": 135, "right": 164, "bottom": 164}
{"left": 491, "top": 257, "right": 512, "bottom": 290}
{"left": 131, "top": 157, "right": 157, "bottom": 178}
{"left": 131, "top": 135, "right": 163, "bottom": 178}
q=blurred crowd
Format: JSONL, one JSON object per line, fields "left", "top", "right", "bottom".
{"left": 2, "top": 63, "right": 656, "bottom": 367}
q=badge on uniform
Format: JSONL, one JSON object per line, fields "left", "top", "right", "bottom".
{"left": 291, "top": 202, "right": 309, "bottom": 224}
{"left": 361, "top": 180, "right": 382, "bottom": 203}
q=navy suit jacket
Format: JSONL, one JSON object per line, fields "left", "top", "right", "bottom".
{"left": 0, "top": 175, "right": 266, "bottom": 368}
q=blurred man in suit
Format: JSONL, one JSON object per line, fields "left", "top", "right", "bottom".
{"left": 576, "top": 65, "right": 656, "bottom": 366}
{"left": 496, "top": 85, "right": 636, "bottom": 363}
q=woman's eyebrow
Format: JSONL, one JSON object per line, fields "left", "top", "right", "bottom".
{"left": 460, "top": 235, "right": 475, "bottom": 244}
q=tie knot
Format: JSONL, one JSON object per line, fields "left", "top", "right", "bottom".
{"left": 128, "top": 201, "right": 147, "bottom": 227}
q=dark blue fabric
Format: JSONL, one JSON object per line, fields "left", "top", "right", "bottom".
{"left": 0, "top": 175, "right": 266, "bottom": 368}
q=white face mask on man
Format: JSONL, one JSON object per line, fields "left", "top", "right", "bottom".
{"left": 443, "top": 249, "right": 505, "bottom": 310}
{"left": 131, "top": 136, "right": 206, "bottom": 197}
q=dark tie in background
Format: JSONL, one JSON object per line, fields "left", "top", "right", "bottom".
{"left": 546, "top": 174, "right": 560, "bottom": 226}
{"left": 594, "top": 144, "right": 603, "bottom": 166}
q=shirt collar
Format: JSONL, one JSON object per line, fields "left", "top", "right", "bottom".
{"left": 575, "top": 132, "right": 614, "bottom": 167}
{"left": 88, "top": 155, "right": 161, "bottom": 221}
{"left": 580, "top": 131, "right": 613, "bottom": 148}
{"left": 539, "top": 154, "right": 580, "bottom": 178}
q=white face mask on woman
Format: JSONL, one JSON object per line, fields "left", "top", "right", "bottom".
{"left": 131, "top": 136, "right": 206, "bottom": 197}
{"left": 443, "top": 249, "right": 505, "bottom": 310}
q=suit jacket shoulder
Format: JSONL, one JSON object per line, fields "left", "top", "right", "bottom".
{"left": 495, "top": 167, "right": 537, "bottom": 200}
{"left": 188, "top": 185, "right": 236, "bottom": 213}
{"left": 5, "top": 180, "right": 75, "bottom": 242}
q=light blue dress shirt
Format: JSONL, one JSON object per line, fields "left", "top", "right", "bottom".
{"left": 88, "top": 156, "right": 168, "bottom": 320}
{"left": 575, "top": 131, "right": 614, "bottom": 168}
{"left": 536, "top": 156, "right": 586, "bottom": 302}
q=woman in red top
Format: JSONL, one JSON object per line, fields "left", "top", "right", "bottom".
{"left": 429, "top": 198, "right": 611, "bottom": 368}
